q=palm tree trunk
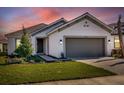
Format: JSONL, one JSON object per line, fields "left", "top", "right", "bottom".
{"left": 117, "top": 15, "right": 124, "bottom": 57}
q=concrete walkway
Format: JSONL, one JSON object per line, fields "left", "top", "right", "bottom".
{"left": 34, "top": 75, "right": 124, "bottom": 85}
{"left": 39, "top": 55, "right": 58, "bottom": 62}
{"left": 76, "top": 57, "right": 124, "bottom": 75}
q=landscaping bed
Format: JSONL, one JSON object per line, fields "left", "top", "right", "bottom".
{"left": 0, "top": 55, "right": 45, "bottom": 65}
{"left": 0, "top": 61, "right": 115, "bottom": 84}
{"left": 0, "top": 56, "right": 7, "bottom": 65}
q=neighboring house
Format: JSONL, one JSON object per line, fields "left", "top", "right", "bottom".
{"left": 6, "top": 12, "right": 115, "bottom": 58}
{"left": 109, "top": 22, "right": 124, "bottom": 49}
{"left": 0, "top": 39, "right": 7, "bottom": 53}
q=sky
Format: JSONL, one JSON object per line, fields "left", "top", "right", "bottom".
{"left": 0, "top": 7, "right": 124, "bottom": 34}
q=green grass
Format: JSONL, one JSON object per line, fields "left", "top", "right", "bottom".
{"left": 0, "top": 61, "right": 115, "bottom": 84}
{"left": 0, "top": 56, "right": 7, "bottom": 65}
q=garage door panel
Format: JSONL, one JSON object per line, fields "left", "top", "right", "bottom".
{"left": 66, "top": 38, "right": 105, "bottom": 58}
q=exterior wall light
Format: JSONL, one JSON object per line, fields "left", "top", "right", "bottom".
{"left": 108, "top": 40, "right": 110, "bottom": 42}
{"left": 108, "top": 39, "right": 112, "bottom": 44}
{"left": 60, "top": 39, "right": 63, "bottom": 45}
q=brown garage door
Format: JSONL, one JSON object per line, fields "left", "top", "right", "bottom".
{"left": 66, "top": 38, "right": 105, "bottom": 58}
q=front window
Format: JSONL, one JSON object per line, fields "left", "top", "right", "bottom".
{"left": 0, "top": 43, "right": 2, "bottom": 52}
{"left": 3, "top": 44, "right": 7, "bottom": 52}
{"left": 16, "top": 39, "right": 21, "bottom": 48}
{"left": 114, "top": 36, "right": 120, "bottom": 48}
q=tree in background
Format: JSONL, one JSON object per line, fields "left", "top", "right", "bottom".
{"left": 15, "top": 26, "right": 33, "bottom": 57}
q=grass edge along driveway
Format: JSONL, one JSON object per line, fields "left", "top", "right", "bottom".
{"left": 0, "top": 61, "right": 115, "bottom": 84}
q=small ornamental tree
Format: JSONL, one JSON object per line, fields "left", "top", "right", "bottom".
{"left": 15, "top": 26, "right": 33, "bottom": 57}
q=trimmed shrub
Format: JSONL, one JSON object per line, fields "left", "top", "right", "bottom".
{"left": 8, "top": 52, "right": 20, "bottom": 58}
{"left": 26, "top": 55, "right": 44, "bottom": 63}
{"left": 7, "top": 57, "right": 23, "bottom": 64}
{"left": 0, "top": 52, "right": 7, "bottom": 56}
{"left": 111, "top": 49, "right": 122, "bottom": 58}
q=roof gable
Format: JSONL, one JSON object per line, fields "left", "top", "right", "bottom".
{"left": 31, "top": 18, "right": 67, "bottom": 36}
{"left": 47, "top": 12, "right": 113, "bottom": 35}
{"left": 5, "top": 23, "right": 47, "bottom": 37}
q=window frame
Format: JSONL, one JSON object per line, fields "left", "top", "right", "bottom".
{"left": 15, "top": 38, "right": 21, "bottom": 48}
{"left": 114, "top": 36, "right": 120, "bottom": 49}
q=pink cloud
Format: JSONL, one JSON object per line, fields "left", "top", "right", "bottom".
{"left": 5, "top": 7, "right": 124, "bottom": 33}
{"left": 6, "top": 8, "right": 62, "bottom": 32}
{"left": 31, "top": 8, "right": 61, "bottom": 23}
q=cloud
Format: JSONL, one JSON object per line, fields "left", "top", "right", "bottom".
{"left": 5, "top": 8, "right": 62, "bottom": 33}
{"left": 32, "top": 8, "right": 61, "bottom": 23}
{"left": 2, "top": 7, "right": 124, "bottom": 34}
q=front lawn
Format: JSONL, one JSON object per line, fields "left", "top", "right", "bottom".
{"left": 0, "top": 61, "right": 115, "bottom": 84}
{"left": 0, "top": 56, "right": 7, "bottom": 65}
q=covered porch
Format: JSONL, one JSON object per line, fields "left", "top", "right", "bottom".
{"left": 32, "top": 37, "right": 49, "bottom": 55}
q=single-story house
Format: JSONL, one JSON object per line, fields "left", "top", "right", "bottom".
{"left": 6, "top": 12, "right": 116, "bottom": 58}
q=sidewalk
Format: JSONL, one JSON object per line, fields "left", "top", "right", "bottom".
{"left": 34, "top": 75, "right": 124, "bottom": 85}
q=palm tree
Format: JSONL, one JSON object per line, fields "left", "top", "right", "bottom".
{"left": 117, "top": 15, "right": 124, "bottom": 57}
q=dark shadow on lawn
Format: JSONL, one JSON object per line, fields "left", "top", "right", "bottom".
{"left": 110, "top": 62, "right": 124, "bottom": 67}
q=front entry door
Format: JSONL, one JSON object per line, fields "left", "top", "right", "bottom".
{"left": 37, "top": 38, "right": 44, "bottom": 53}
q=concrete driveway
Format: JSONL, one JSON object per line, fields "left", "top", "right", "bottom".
{"left": 76, "top": 57, "right": 124, "bottom": 75}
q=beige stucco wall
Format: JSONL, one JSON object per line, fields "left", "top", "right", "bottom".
{"left": 48, "top": 19, "right": 114, "bottom": 58}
